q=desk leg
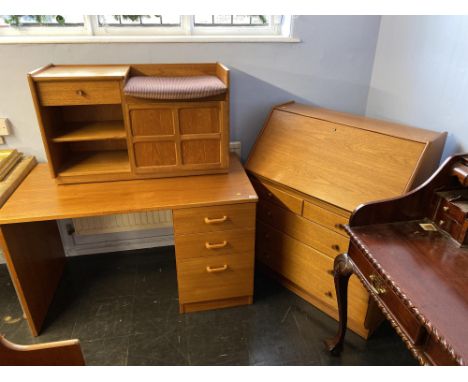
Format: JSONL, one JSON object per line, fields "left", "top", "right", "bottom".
{"left": 0, "top": 221, "right": 65, "bottom": 337}
{"left": 325, "top": 253, "right": 354, "bottom": 355}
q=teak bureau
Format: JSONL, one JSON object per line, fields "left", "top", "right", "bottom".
{"left": 28, "top": 63, "right": 230, "bottom": 184}
{"left": 0, "top": 154, "right": 257, "bottom": 336}
{"left": 246, "top": 102, "right": 447, "bottom": 338}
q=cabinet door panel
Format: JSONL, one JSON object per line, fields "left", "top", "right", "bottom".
{"left": 134, "top": 141, "right": 176, "bottom": 167}
{"left": 130, "top": 108, "right": 174, "bottom": 136}
{"left": 179, "top": 107, "right": 220, "bottom": 134}
{"left": 181, "top": 139, "right": 220, "bottom": 165}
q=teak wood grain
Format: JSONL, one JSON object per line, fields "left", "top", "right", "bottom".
{"left": 176, "top": 252, "right": 254, "bottom": 305}
{"left": 258, "top": 199, "right": 349, "bottom": 259}
{"left": 247, "top": 102, "right": 445, "bottom": 339}
{"left": 36, "top": 80, "right": 122, "bottom": 106}
{"left": 0, "top": 336, "right": 85, "bottom": 366}
{"left": 0, "top": 152, "right": 258, "bottom": 336}
{"left": 28, "top": 63, "right": 230, "bottom": 184}
{"left": 0, "top": 154, "right": 257, "bottom": 225}
{"left": 256, "top": 221, "right": 368, "bottom": 321}
{"left": 174, "top": 228, "right": 255, "bottom": 260}
{"left": 173, "top": 202, "right": 256, "bottom": 235}
{"left": 0, "top": 221, "right": 65, "bottom": 336}
{"left": 247, "top": 107, "right": 441, "bottom": 212}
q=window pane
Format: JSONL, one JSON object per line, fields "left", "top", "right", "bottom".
{"left": 98, "top": 15, "right": 180, "bottom": 27}
{"left": 0, "top": 15, "right": 84, "bottom": 27}
{"left": 194, "top": 15, "right": 269, "bottom": 26}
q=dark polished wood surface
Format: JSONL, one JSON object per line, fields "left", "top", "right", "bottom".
{"left": 326, "top": 154, "right": 468, "bottom": 366}
{"left": 350, "top": 220, "right": 468, "bottom": 362}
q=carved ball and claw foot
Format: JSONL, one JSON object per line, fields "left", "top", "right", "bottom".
{"left": 324, "top": 253, "right": 354, "bottom": 356}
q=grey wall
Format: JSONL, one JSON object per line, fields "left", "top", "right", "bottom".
{"left": 0, "top": 16, "right": 381, "bottom": 161}
{"left": 366, "top": 16, "right": 468, "bottom": 160}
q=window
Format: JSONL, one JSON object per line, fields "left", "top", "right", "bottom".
{"left": 0, "top": 15, "right": 295, "bottom": 42}
{"left": 0, "top": 15, "right": 87, "bottom": 36}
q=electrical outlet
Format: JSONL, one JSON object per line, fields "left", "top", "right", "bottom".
{"left": 229, "top": 141, "right": 241, "bottom": 157}
{"left": 0, "top": 118, "right": 11, "bottom": 136}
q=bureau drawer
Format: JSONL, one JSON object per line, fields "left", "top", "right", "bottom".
{"left": 349, "top": 242, "right": 426, "bottom": 344}
{"left": 36, "top": 80, "right": 122, "bottom": 106}
{"left": 303, "top": 200, "right": 349, "bottom": 236}
{"left": 258, "top": 199, "right": 349, "bottom": 258}
{"left": 177, "top": 253, "right": 254, "bottom": 304}
{"left": 175, "top": 228, "right": 255, "bottom": 260}
{"left": 173, "top": 203, "right": 256, "bottom": 235}
{"left": 250, "top": 177, "right": 303, "bottom": 215}
{"left": 256, "top": 221, "right": 368, "bottom": 320}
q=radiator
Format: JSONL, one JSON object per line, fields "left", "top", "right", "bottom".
{"left": 72, "top": 210, "right": 172, "bottom": 235}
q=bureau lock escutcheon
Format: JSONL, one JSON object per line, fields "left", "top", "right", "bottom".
{"left": 369, "top": 274, "right": 387, "bottom": 295}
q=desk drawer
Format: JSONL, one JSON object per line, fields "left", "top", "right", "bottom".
{"left": 349, "top": 242, "right": 425, "bottom": 344}
{"left": 175, "top": 228, "right": 255, "bottom": 260}
{"left": 173, "top": 203, "right": 256, "bottom": 235}
{"left": 177, "top": 253, "right": 254, "bottom": 304}
{"left": 303, "top": 200, "right": 349, "bottom": 236}
{"left": 250, "top": 177, "right": 303, "bottom": 215}
{"left": 256, "top": 221, "right": 368, "bottom": 320}
{"left": 36, "top": 80, "right": 122, "bottom": 106}
{"left": 258, "top": 200, "right": 349, "bottom": 258}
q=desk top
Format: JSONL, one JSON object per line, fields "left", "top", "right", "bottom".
{"left": 349, "top": 220, "right": 468, "bottom": 362}
{"left": 0, "top": 154, "right": 257, "bottom": 225}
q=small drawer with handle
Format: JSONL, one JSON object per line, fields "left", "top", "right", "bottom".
{"left": 173, "top": 203, "right": 256, "bottom": 235}
{"left": 175, "top": 228, "right": 255, "bottom": 260}
{"left": 36, "top": 80, "right": 122, "bottom": 106}
{"left": 177, "top": 253, "right": 254, "bottom": 304}
{"left": 258, "top": 199, "right": 349, "bottom": 258}
{"left": 303, "top": 200, "right": 349, "bottom": 236}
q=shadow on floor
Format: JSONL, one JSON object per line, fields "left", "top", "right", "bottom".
{"left": 0, "top": 247, "right": 417, "bottom": 366}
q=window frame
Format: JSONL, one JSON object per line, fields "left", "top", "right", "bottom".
{"left": 0, "top": 15, "right": 298, "bottom": 43}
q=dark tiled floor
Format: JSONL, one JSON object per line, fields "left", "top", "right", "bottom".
{"left": 0, "top": 247, "right": 417, "bottom": 366}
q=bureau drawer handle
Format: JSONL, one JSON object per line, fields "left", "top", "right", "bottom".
{"left": 334, "top": 223, "right": 344, "bottom": 230}
{"left": 206, "top": 264, "right": 228, "bottom": 273}
{"left": 331, "top": 244, "right": 341, "bottom": 251}
{"left": 205, "top": 240, "right": 228, "bottom": 249}
{"left": 204, "top": 216, "right": 227, "bottom": 224}
{"left": 75, "top": 89, "right": 85, "bottom": 96}
{"left": 325, "top": 291, "right": 333, "bottom": 298}
{"left": 369, "top": 274, "right": 387, "bottom": 295}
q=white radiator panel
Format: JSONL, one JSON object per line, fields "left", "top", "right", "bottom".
{"left": 73, "top": 210, "right": 173, "bottom": 235}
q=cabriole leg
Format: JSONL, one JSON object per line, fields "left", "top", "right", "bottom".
{"left": 325, "top": 253, "right": 354, "bottom": 355}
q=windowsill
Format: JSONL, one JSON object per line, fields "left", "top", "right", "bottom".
{"left": 0, "top": 35, "right": 301, "bottom": 44}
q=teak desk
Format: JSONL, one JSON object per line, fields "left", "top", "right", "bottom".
{"left": 0, "top": 153, "right": 258, "bottom": 337}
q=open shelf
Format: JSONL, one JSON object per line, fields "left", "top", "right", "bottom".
{"left": 52, "top": 121, "right": 127, "bottom": 143}
{"left": 58, "top": 151, "right": 131, "bottom": 177}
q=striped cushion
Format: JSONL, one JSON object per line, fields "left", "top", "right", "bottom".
{"left": 124, "top": 75, "right": 227, "bottom": 100}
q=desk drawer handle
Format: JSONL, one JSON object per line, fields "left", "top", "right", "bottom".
{"left": 369, "top": 274, "right": 387, "bottom": 295}
{"left": 206, "top": 264, "right": 228, "bottom": 273}
{"left": 334, "top": 223, "right": 344, "bottom": 230}
{"left": 205, "top": 240, "right": 227, "bottom": 249}
{"left": 324, "top": 291, "right": 333, "bottom": 298}
{"left": 331, "top": 244, "right": 340, "bottom": 251}
{"left": 75, "top": 89, "right": 85, "bottom": 96}
{"left": 204, "top": 216, "right": 227, "bottom": 224}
